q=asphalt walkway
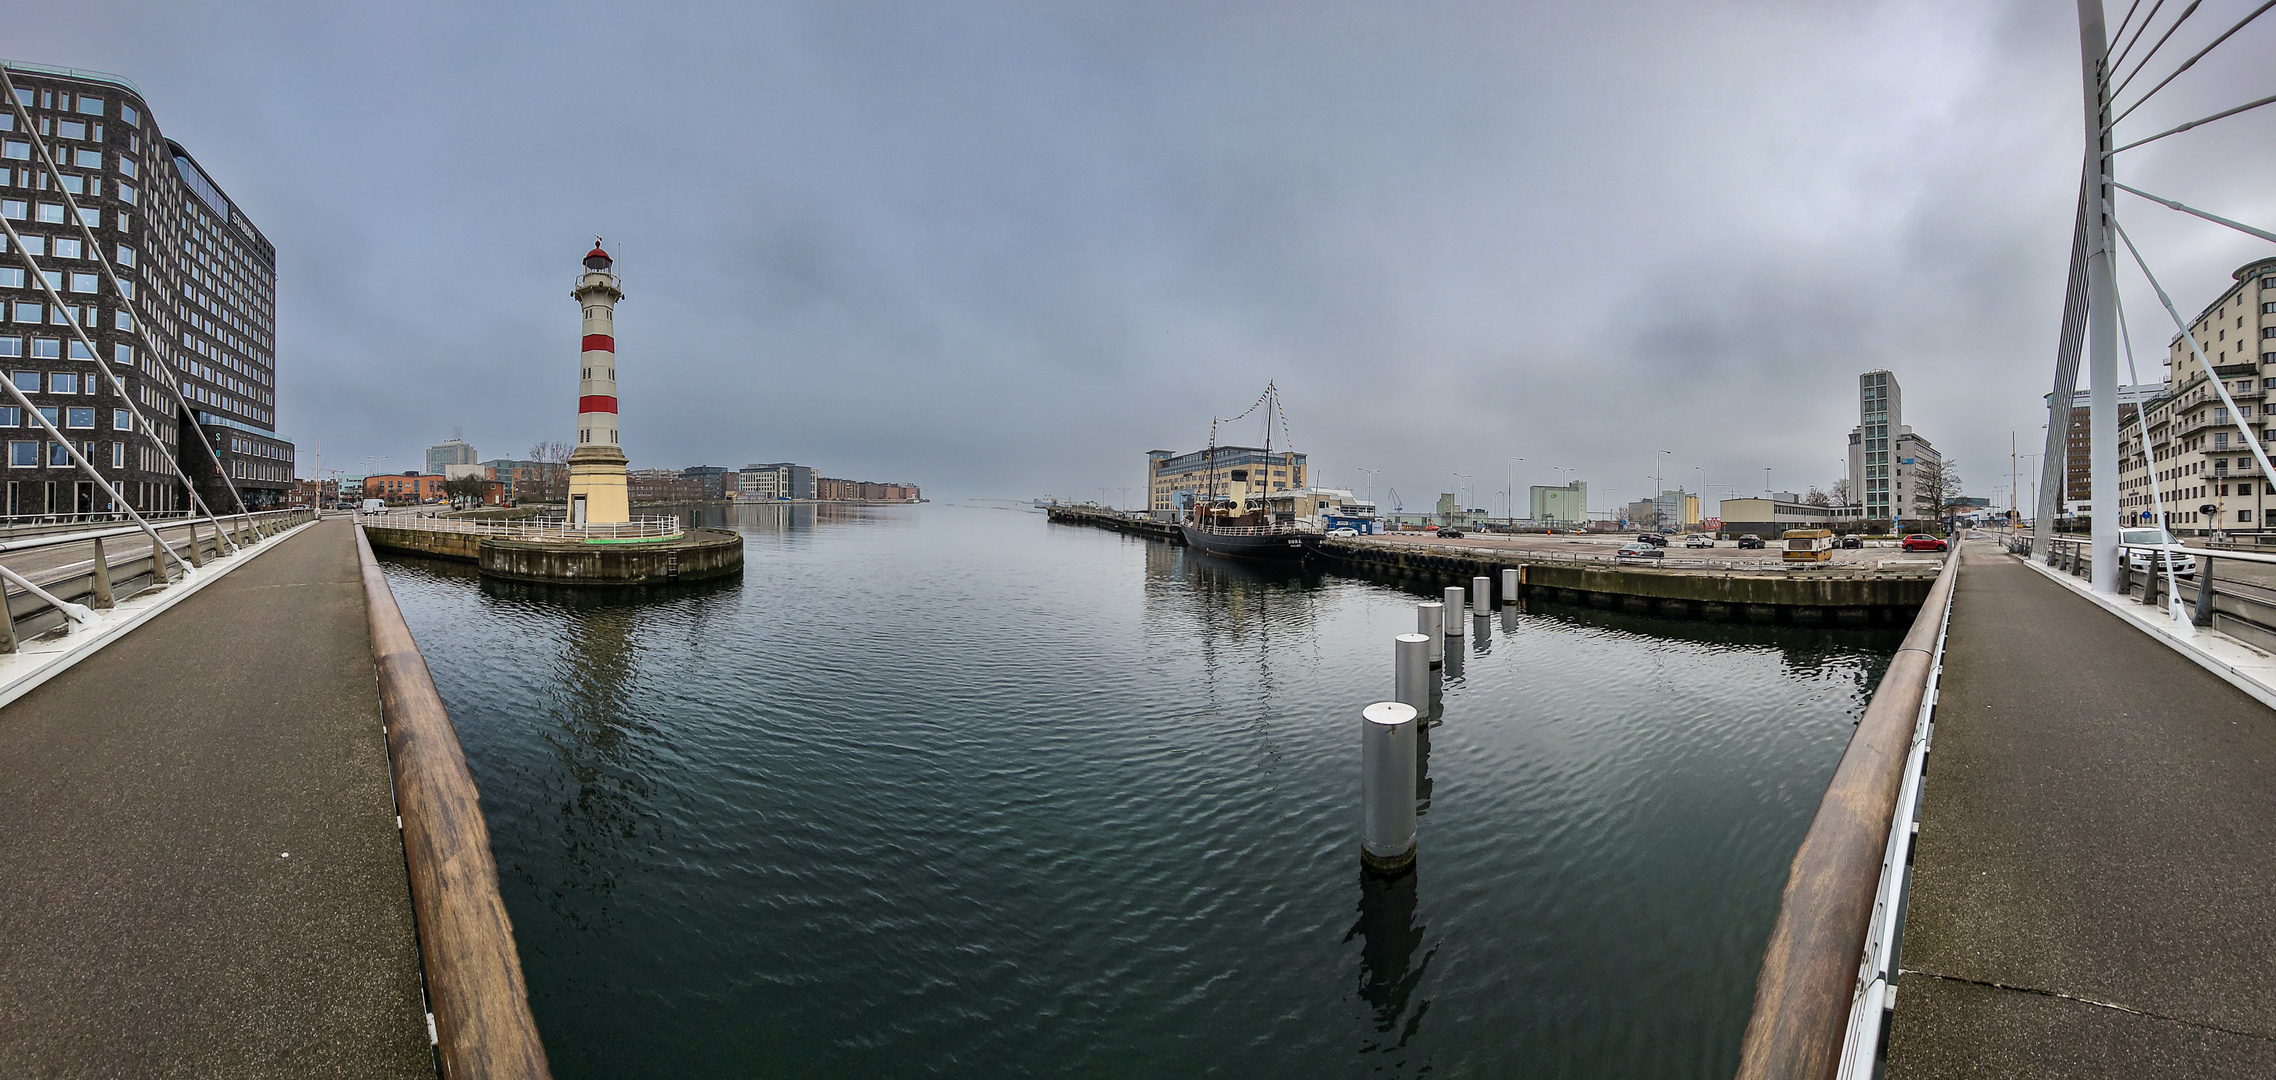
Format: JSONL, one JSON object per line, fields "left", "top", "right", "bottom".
{"left": 1885, "top": 542, "right": 2276, "bottom": 1076}
{"left": 0, "top": 517, "right": 431, "bottom": 1077}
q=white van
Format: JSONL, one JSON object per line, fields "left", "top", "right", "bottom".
{"left": 362, "top": 498, "right": 385, "bottom": 514}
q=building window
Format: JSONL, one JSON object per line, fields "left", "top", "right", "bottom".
{"left": 7, "top": 442, "right": 30, "bottom": 468}
{"left": 112, "top": 409, "right": 130, "bottom": 431}
{"left": 35, "top": 203, "right": 63, "bottom": 224}
{"left": 47, "top": 442, "right": 67, "bottom": 467}
{"left": 49, "top": 373, "right": 75, "bottom": 394}
{"left": 53, "top": 237, "right": 82, "bottom": 260}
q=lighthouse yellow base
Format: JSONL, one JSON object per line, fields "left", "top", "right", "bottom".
{"left": 566, "top": 444, "right": 630, "bottom": 525}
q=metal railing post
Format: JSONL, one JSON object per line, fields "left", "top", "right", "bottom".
{"left": 2194, "top": 553, "right": 2218, "bottom": 626}
{"left": 185, "top": 521, "right": 205, "bottom": 568}
{"left": 88, "top": 536, "right": 114, "bottom": 609}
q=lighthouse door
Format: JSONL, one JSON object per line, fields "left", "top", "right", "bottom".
{"left": 571, "top": 494, "right": 587, "bottom": 526}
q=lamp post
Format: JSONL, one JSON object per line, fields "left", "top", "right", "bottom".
{"left": 1451, "top": 473, "right": 1470, "bottom": 526}
{"left": 1656, "top": 450, "right": 1671, "bottom": 530}
{"left": 1356, "top": 467, "right": 1379, "bottom": 505}
{"left": 1508, "top": 457, "right": 1522, "bottom": 527}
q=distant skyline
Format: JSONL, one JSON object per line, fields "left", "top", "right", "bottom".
{"left": 13, "top": 1, "right": 2274, "bottom": 514}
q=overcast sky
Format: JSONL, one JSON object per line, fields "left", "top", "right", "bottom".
{"left": 16, "top": 1, "right": 2275, "bottom": 511}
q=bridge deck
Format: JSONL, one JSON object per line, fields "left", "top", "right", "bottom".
{"left": 0, "top": 517, "right": 430, "bottom": 1076}
{"left": 1886, "top": 542, "right": 2276, "bottom": 1075}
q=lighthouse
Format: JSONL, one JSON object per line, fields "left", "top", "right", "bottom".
{"left": 567, "top": 240, "right": 629, "bottom": 525}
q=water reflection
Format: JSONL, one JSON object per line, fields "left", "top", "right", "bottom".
{"left": 1348, "top": 867, "right": 1435, "bottom": 1055}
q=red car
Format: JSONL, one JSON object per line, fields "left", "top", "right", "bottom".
{"left": 1901, "top": 534, "right": 1948, "bottom": 552}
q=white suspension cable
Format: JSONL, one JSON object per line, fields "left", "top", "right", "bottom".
{"left": 2111, "top": 218, "right": 2276, "bottom": 529}
{"left": 2108, "top": 0, "right": 2275, "bottom": 130}
{"left": 2111, "top": 278, "right": 2187, "bottom": 625}
{"left": 2108, "top": 178, "right": 2276, "bottom": 244}
{"left": 2112, "top": 92, "right": 2276, "bottom": 153}
{"left": 2107, "top": 0, "right": 2202, "bottom": 104}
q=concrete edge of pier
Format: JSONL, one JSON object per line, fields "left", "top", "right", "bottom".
{"left": 363, "top": 522, "right": 743, "bottom": 586}
{"left": 355, "top": 523, "right": 555, "bottom": 1078}
{"left": 0, "top": 511, "right": 321, "bottom": 711}
{"left": 2009, "top": 549, "right": 2276, "bottom": 711}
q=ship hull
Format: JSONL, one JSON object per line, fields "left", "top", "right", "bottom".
{"left": 1180, "top": 523, "right": 1318, "bottom": 561}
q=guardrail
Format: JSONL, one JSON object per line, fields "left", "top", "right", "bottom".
{"left": 0, "top": 509, "right": 313, "bottom": 650}
{"left": 2027, "top": 534, "right": 2276, "bottom": 653}
{"left": 356, "top": 511, "right": 682, "bottom": 541}
{"left": 354, "top": 525, "right": 553, "bottom": 1079}
{"left": 1735, "top": 539, "right": 1962, "bottom": 1078}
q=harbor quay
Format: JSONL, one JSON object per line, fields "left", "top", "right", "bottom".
{"left": 1045, "top": 504, "right": 1938, "bottom": 624}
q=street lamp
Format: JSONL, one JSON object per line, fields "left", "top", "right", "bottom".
{"left": 1508, "top": 457, "right": 1523, "bottom": 527}
{"left": 1355, "top": 467, "right": 1379, "bottom": 505}
{"left": 1451, "top": 473, "right": 1471, "bottom": 525}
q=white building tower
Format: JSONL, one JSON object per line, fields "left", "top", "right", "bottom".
{"left": 567, "top": 241, "right": 629, "bottom": 524}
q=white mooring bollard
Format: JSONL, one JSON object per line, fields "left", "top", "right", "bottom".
{"left": 1417, "top": 602, "right": 1445, "bottom": 664}
{"left": 1502, "top": 567, "right": 1519, "bottom": 601}
{"left": 1395, "top": 634, "right": 1432, "bottom": 713}
{"left": 1361, "top": 700, "right": 1420, "bottom": 875}
{"left": 1473, "top": 575, "right": 1493, "bottom": 611}
{"left": 1444, "top": 586, "right": 1466, "bottom": 637}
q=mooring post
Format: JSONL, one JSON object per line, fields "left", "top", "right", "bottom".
{"left": 1417, "top": 602, "right": 1444, "bottom": 664}
{"left": 1473, "top": 575, "right": 1493, "bottom": 611}
{"left": 1501, "top": 567, "right": 1518, "bottom": 603}
{"left": 1443, "top": 586, "right": 1466, "bottom": 637}
{"left": 1360, "top": 700, "right": 1419, "bottom": 876}
{"left": 1395, "top": 634, "right": 1431, "bottom": 713}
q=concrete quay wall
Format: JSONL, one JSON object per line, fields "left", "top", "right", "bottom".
{"left": 1323, "top": 538, "right": 1931, "bottom": 624}
{"left": 363, "top": 525, "right": 744, "bottom": 585}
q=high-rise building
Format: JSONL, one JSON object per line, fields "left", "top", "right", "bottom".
{"left": 1528, "top": 481, "right": 1587, "bottom": 524}
{"left": 2116, "top": 255, "right": 2276, "bottom": 536}
{"left": 2056, "top": 385, "right": 2162, "bottom": 507}
{"left": 0, "top": 61, "right": 293, "bottom": 515}
{"left": 1847, "top": 371, "right": 1941, "bottom": 525}
{"left": 426, "top": 438, "right": 476, "bottom": 476}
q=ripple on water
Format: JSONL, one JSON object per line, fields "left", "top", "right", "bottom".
{"left": 382, "top": 506, "right": 1896, "bottom": 1078}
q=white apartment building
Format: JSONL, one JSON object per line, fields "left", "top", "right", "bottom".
{"left": 2118, "top": 256, "right": 2276, "bottom": 536}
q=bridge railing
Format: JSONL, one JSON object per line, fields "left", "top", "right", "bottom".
{"left": 0, "top": 509, "right": 316, "bottom": 652}
{"left": 1735, "top": 539, "right": 1961, "bottom": 1079}
{"left": 2034, "top": 535, "right": 2276, "bottom": 653}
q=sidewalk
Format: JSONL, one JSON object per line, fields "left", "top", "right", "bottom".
{"left": 0, "top": 517, "right": 430, "bottom": 1077}
{"left": 1884, "top": 543, "right": 2276, "bottom": 1076}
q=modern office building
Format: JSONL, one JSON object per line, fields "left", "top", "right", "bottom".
{"left": 1147, "top": 446, "right": 1306, "bottom": 512}
{"left": 0, "top": 60, "right": 293, "bottom": 516}
{"left": 426, "top": 437, "right": 476, "bottom": 477}
{"left": 1847, "top": 371, "right": 1941, "bottom": 525}
{"left": 2117, "top": 256, "right": 2276, "bottom": 536}
{"left": 1717, "top": 496, "right": 1858, "bottom": 538}
{"left": 1529, "top": 481, "right": 1587, "bottom": 525}
{"left": 738, "top": 461, "right": 814, "bottom": 501}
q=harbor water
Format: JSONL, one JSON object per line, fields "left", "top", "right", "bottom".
{"left": 379, "top": 503, "right": 1899, "bottom": 1078}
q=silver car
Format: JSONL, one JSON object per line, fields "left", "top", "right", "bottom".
{"left": 2120, "top": 527, "right": 2196, "bottom": 578}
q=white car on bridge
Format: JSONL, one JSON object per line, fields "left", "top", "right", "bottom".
{"left": 2120, "top": 527, "right": 2196, "bottom": 578}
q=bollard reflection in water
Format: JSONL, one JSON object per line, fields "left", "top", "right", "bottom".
{"left": 1348, "top": 865, "right": 1435, "bottom": 1053}
{"left": 1441, "top": 636, "right": 1464, "bottom": 685}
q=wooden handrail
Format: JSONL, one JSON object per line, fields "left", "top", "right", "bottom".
{"left": 1734, "top": 548, "right": 1961, "bottom": 1079}
{"left": 356, "top": 524, "right": 553, "bottom": 1079}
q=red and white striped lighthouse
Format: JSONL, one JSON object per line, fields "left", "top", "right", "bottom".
{"left": 566, "top": 240, "right": 630, "bottom": 524}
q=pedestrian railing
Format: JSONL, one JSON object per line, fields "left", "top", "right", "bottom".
{"left": 1735, "top": 541, "right": 1961, "bottom": 1079}
{"left": 2032, "top": 535, "right": 2276, "bottom": 654}
{"left": 0, "top": 508, "right": 316, "bottom": 657}
{"left": 355, "top": 511, "right": 682, "bottom": 541}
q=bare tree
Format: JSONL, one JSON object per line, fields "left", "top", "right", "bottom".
{"left": 442, "top": 474, "right": 489, "bottom": 508}
{"left": 1803, "top": 486, "right": 1831, "bottom": 508}
{"left": 1914, "top": 458, "right": 1963, "bottom": 531}
{"left": 527, "top": 440, "right": 572, "bottom": 502}
{"left": 1828, "top": 477, "right": 1851, "bottom": 505}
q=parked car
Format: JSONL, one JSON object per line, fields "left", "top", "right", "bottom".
{"left": 1684, "top": 533, "right": 1714, "bottom": 548}
{"left": 1836, "top": 534, "right": 1864, "bottom": 549}
{"left": 1615, "top": 542, "right": 1665, "bottom": 560}
{"left": 1636, "top": 532, "right": 1668, "bottom": 547}
{"left": 1736, "top": 533, "right": 1765, "bottom": 549}
{"left": 1901, "top": 534, "right": 1948, "bottom": 552}
{"left": 2120, "top": 527, "right": 2197, "bottom": 577}
{"left": 1438, "top": 529, "right": 1465, "bottom": 539}
{"left": 1326, "top": 527, "right": 1359, "bottom": 538}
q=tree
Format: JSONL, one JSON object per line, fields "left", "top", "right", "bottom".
{"left": 1803, "top": 486, "right": 1831, "bottom": 508}
{"left": 1915, "top": 457, "right": 1963, "bottom": 531}
{"left": 1828, "top": 478, "right": 1851, "bottom": 505}
{"left": 442, "top": 474, "right": 489, "bottom": 508}
{"left": 526, "top": 440, "right": 572, "bottom": 503}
